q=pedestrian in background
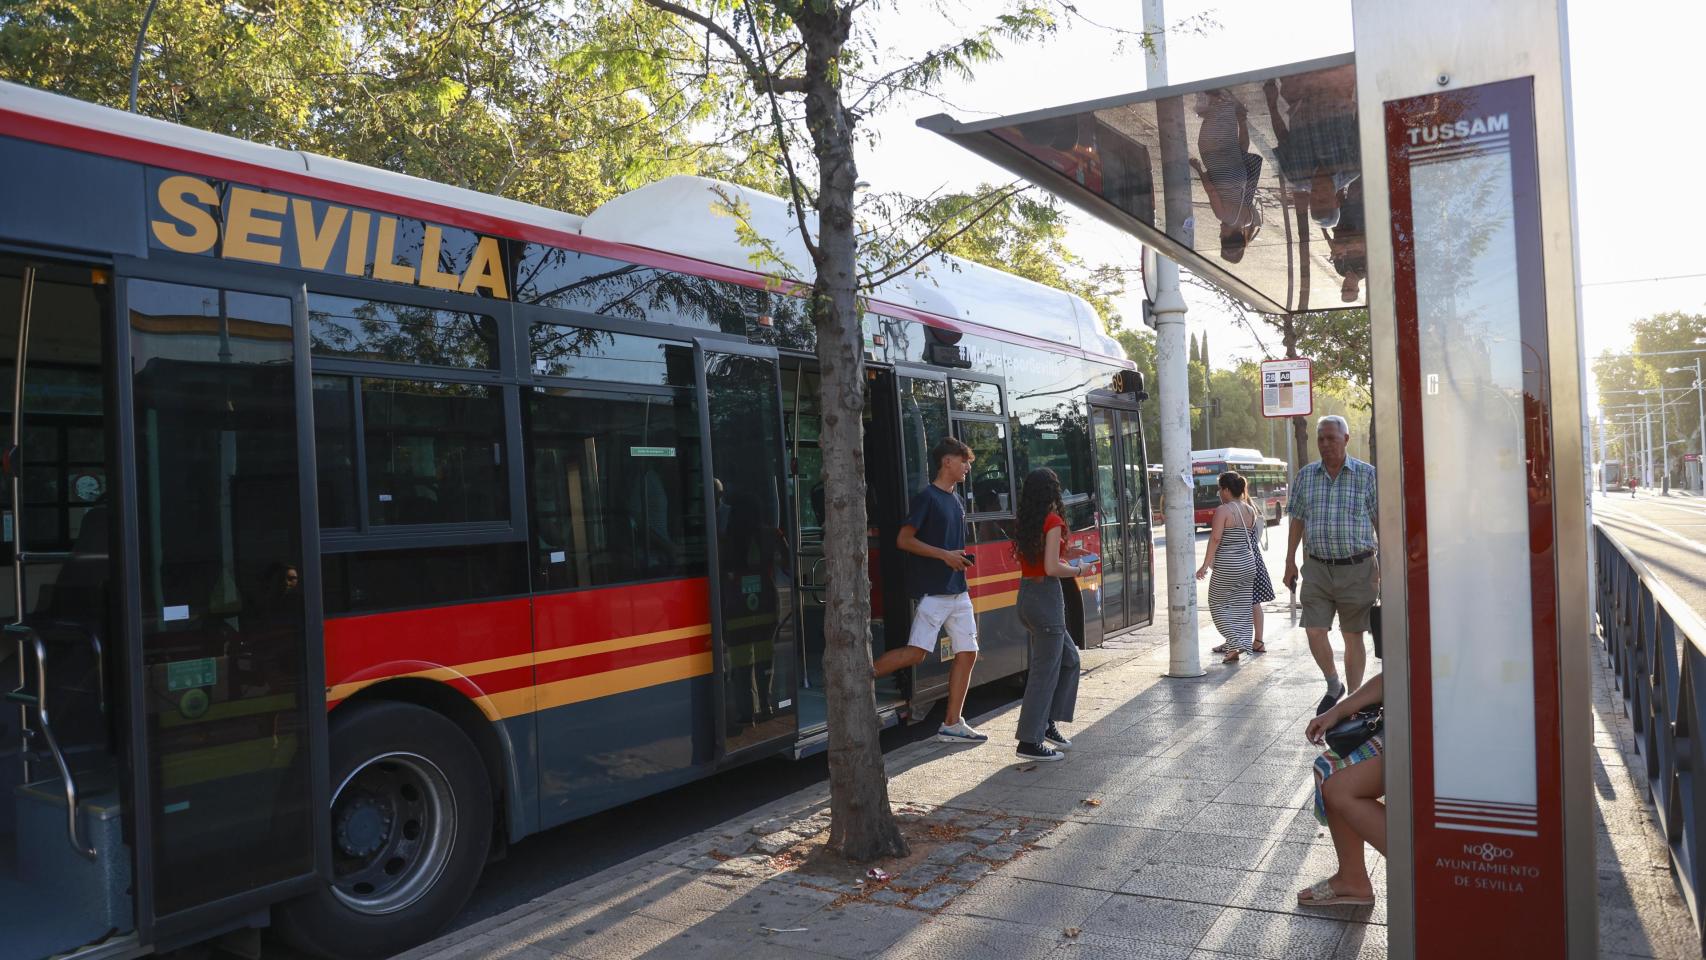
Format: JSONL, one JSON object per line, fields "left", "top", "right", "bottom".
{"left": 1197, "top": 471, "right": 1263, "bottom": 664}
{"left": 1012, "top": 468, "right": 1091, "bottom": 763}
{"left": 1282, "top": 415, "right": 1378, "bottom": 714}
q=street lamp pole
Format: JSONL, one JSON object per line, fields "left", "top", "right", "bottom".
{"left": 1696, "top": 358, "right": 1704, "bottom": 494}
{"left": 1661, "top": 382, "right": 1671, "bottom": 494}
{"left": 1644, "top": 394, "right": 1654, "bottom": 487}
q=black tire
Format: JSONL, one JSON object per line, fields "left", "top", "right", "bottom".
{"left": 274, "top": 701, "right": 492, "bottom": 960}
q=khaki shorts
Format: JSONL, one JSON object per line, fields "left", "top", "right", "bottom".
{"left": 1300, "top": 555, "right": 1376, "bottom": 632}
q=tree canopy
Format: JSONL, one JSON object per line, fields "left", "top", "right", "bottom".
{"left": 0, "top": 0, "right": 776, "bottom": 211}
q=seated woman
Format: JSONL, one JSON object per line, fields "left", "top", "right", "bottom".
{"left": 1299, "top": 672, "right": 1384, "bottom": 907}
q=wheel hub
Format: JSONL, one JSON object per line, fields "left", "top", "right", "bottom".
{"left": 335, "top": 795, "right": 392, "bottom": 858}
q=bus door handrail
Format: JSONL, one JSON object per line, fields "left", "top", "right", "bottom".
{"left": 5, "top": 622, "right": 97, "bottom": 860}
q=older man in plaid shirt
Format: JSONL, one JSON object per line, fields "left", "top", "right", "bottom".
{"left": 1282, "top": 415, "right": 1378, "bottom": 715}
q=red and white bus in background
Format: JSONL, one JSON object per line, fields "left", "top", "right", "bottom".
{"left": 0, "top": 82, "right": 1157, "bottom": 960}
{"left": 1191, "top": 448, "right": 1289, "bottom": 525}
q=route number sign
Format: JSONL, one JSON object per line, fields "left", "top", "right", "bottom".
{"left": 1260, "top": 358, "right": 1312, "bottom": 418}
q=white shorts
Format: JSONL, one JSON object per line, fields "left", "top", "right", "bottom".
{"left": 908, "top": 593, "right": 979, "bottom": 655}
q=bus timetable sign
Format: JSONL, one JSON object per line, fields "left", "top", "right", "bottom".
{"left": 1260, "top": 358, "right": 1312, "bottom": 418}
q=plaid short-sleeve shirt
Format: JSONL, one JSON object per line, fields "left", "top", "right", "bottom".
{"left": 1287, "top": 457, "right": 1378, "bottom": 559}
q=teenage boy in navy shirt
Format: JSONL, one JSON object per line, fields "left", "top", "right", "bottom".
{"left": 873, "top": 436, "right": 985, "bottom": 743}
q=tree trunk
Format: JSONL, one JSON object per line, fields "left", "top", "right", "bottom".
{"left": 797, "top": 9, "right": 907, "bottom": 862}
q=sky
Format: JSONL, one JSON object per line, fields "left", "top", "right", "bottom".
{"left": 851, "top": 0, "right": 1706, "bottom": 398}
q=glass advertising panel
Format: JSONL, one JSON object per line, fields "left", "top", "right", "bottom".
{"left": 928, "top": 56, "right": 1364, "bottom": 313}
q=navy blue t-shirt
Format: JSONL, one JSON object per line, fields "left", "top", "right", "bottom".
{"left": 902, "top": 484, "right": 968, "bottom": 598}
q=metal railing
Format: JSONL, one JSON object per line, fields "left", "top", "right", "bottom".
{"left": 1594, "top": 521, "right": 1706, "bottom": 934}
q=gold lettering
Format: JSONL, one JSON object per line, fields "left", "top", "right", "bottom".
{"left": 344, "top": 211, "right": 372, "bottom": 276}
{"left": 150, "top": 176, "right": 219, "bottom": 254}
{"left": 418, "top": 225, "right": 461, "bottom": 292}
{"left": 372, "top": 217, "right": 417, "bottom": 284}
{"left": 222, "top": 188, "right": 287, "bottom": 264}
{"left": 292, "top": 200, "right": 348, "bottom": 272}
{"left": 458, "top": 236, "right": 509, "bottom": 299}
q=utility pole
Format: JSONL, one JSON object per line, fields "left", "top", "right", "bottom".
{"left": 1661, "top": 382, "right": 1671, "bottom": 495}
{"left": 1696, "top": 359, "right": 1704, "bottom": 494}
{"left": 1144, "top": 0, "right": 1201, "bottom": 679}
{"left": 1643, "top": 395, "right": 1654, "bottom": 488}
{"left": 1596, "top": 414, "right": 1607, "bottom": 494}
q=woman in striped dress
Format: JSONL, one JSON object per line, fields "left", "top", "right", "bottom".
{"left": 1196, "top": 471, "right": 1262, "bottom": 664}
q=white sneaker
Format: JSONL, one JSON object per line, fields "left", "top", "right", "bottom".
{"left": 938, "top": 720, "right": 988, "bottom": 743}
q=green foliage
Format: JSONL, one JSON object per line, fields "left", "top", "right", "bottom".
{"left": 0, "top": 0, "right": 775, "bottom": 212}
{"left": 1294, "top": 307, "right": 1371, "bottom": 401}
{"left": 1595, "top": 310, "right": 1706, "bottom": 464}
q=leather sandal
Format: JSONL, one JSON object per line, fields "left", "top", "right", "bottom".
{"left": 1297, "top": 878, "right": 1375, "bottom": 907}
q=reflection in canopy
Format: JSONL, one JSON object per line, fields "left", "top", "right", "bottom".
{"left": 919, "top": 53, "right": 1364, "bottom": 315}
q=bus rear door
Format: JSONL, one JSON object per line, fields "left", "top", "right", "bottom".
{"left": 693, "top": 340, "right": 798, "bottom": 760}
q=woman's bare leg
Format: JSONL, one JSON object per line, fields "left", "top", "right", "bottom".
{"left": 1307, "top": 756, "right": 1386, "bottom": 898}
{"left": 1335, "top": 757, "right": 1388, "bottom": 856}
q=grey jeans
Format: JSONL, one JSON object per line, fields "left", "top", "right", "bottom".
{"left": 1016, "top": 576, "right": 1080, "bottom": 744}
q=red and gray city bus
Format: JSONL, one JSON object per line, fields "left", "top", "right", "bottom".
{"left": 1190, "top": 447, "right": 1288, "bottom": 525}
{"left": 0, "top": 82, "right": 1155, "bottom": 960}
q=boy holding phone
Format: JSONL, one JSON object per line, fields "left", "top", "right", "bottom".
{"left": 873, "top": 436, "right": 985, "bottom": 743}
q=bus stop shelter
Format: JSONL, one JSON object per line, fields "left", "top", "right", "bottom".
{"left": 920, "top": 2, "right": 1596, "bottom": 957}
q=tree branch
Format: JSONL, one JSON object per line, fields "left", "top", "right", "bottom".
{"left": 740, "top": 0, "right": 819, "bottom": 264}
{"left": 862, "top": 182, "right": 1029, "bottom": 289}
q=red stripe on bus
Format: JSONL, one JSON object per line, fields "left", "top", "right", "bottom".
{"left": 324, "top": 597, "right": 533, "bottom": 687}
{"left": 533, "top": 577, "right": 710, "bottom": 652}
{"left": 0, "top": 109, "right": 1130, "bottom": 365}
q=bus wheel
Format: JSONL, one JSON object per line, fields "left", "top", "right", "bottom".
{"left": 275, "top": 701, "right": 492, "bottom": 960}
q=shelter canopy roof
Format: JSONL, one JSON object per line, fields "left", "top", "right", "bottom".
{"left": 919, "top": 53, "right": 1364, "bottom": 315}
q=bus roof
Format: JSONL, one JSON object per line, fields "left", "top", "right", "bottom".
{"left": 579, "top": 175, "right": 1124, "bottom": 358}
{"left": 0, "top": 82, "right": 588, "bottom": 241}
{"left": 1, "top": 82, "right": 1127, "bottom": 363}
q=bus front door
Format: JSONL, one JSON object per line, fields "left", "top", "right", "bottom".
{"left": 116, "top": 269, "right": 328, "bottom": 945}
{"left": 694, "top": 340, "right": 798, "bottom": 760}
{"left": 0, "top": 256, "right": 133, "bottom": 960}
{"left": 1090, "top": 404, "right": 1154, "bottom": 636}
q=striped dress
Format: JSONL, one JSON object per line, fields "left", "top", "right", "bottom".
{"left": 1207, "top": 502, "right": 1261, "bottom": 652}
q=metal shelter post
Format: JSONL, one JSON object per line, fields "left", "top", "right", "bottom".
{"left": 1143, "top": 0, "right": 1203, "bottom": 680}
{"left": 1353, "top": 0, "right": 1595, "bottom": 957}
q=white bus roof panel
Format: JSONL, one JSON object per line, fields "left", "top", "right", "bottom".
{"left": 579, "top": 175, "right": 1125, "bottom": 358}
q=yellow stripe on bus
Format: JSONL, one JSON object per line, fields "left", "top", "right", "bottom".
{"left": 967, "top": 570, "right": 1021, "bottom": 588}
{"left": 325, "top": 622, "right": 712, "bottom": 702}
{"left": 509, "top": 652, "right": 714, "bottom": 717}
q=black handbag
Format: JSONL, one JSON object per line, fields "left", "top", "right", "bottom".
{"left": 1325, "top": 707, "right": 1384, "bottom": 756}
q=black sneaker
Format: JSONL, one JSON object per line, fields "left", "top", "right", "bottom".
{"left": 1044, "top": 724, "right": 1073, "bottom": 751}
{"left": 1316, "top": 677, "right": 1345, "bottom": 716}
{"left": 1016, "top": 741, "right": 1066, "bottom": 762}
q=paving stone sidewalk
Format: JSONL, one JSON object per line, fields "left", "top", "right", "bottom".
{"left": 401, "top": 607, "right": 1695, "bottom": 960}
